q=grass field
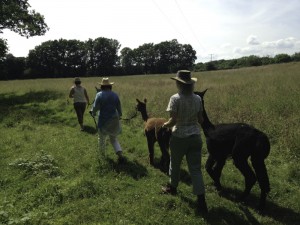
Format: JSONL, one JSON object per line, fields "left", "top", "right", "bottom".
{"left": 0, "top": 62, "right": 299, "bottom": 224}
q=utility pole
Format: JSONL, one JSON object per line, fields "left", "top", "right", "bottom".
{"left": 209, "top": 54, "right": 214, "bottom": 61}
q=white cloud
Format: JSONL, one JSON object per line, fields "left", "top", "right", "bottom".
{"left": 233, "top": 46, "right": 261, "bottom": 55}
{"left": 262, "top": 37, "right": 297, "bottom": 49}
{"left": 247, "top": 35, "right": 260, "bottom": 45}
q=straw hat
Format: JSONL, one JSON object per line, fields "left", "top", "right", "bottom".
{"left": 171, "top": 70, "right": 197, "bottom": 84}
{"left": 98, "top": 77, "right": 114, "bottom": 86}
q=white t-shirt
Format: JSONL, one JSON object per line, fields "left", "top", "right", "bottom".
{"left": 72, "top": 86, "right": 87, "bottom": 103}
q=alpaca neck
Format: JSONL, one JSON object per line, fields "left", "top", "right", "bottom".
{"left": 140, "top": 109, "right": 149, "bottom": 122}
{"left": 201, "top": 106, "right": 215, "bottom": 135}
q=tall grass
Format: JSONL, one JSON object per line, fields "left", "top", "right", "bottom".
{"left": 0, "top": 62, "right": 299, "bottom": 224}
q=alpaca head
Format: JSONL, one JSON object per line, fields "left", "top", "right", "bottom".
{"left": 194, "top": 89, "right": 207, "bottom": 99}
{"left": 136, "top": 98, "right": 147, "bottom": 113}
{"left": 136, "top": 98, "right": 148, "bottom": 121}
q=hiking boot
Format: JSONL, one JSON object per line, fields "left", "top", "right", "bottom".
{"left": 162, "top": 184, "right": 177, "bottom": 195}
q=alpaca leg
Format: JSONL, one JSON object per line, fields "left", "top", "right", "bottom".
{"left": 251, "top": 156, "right": 270, "bottom": 212}
{"left": 145, "top": 130, "right": 156, "bottom": 166}
{"left": 158, "top": 139, "right": 170, "bottom": 170}
{"left": 205, "top": 154, "right": 225, "bottom": 191}
{"left": 147, "top": 140, "right": 155, "bottom": 166}
{"left": 233, "top": 157, "right": 257, "bottom": 200}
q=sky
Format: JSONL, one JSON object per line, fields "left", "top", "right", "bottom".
{"left": 2, "top": 0, "right": 300, "bottom": 63}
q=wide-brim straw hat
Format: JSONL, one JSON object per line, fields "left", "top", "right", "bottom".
{"left": 171, "top": 70, "right": 197, "bottom": 84}
{"left": 98, "top": 77, "right": 114, "bottom": 86}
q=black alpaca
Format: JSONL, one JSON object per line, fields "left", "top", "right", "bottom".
{"left": 195, "top": 90, "right": 270, "bottom": 212}
{"left": 136, "top": 98, "right": 171, "bottom": 171}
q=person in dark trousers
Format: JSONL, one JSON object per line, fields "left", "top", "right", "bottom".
{"left": 162, "top": 70, "right": 208, "bottom": 215}
{"left": 90, "top": 77, "right": 125, "bottom": 164}
{"left": 69, "top": 77, "right": 90, "bottom": 131}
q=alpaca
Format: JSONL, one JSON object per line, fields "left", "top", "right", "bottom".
{"left": 195, "top": 90, "right": 270, "bottom": 213}
{"left": 136, "top": 98, "right": 171, "bottom": 170}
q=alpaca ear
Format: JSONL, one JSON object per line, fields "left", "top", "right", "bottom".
{"left": 95, "top": 86, "right": 100, "bottom": 93}
{"left": 144, "top": 98, "right": 147, "bottom": 103}
{"left": 136, "top": 98, "right": 141, "bottom": 103}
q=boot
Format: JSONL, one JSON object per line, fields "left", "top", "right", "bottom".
{"left": 117, "top": 151, "right": 126, "bottom": 164}
{"left": 197, "top": 194, "right": 208, "bottom": 215}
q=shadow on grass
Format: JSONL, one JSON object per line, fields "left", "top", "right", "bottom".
{"left": 214, "top": 186, "right": 300, "bottom": 225}
{"left": 206, "top": 206, "right": 260, "bottom": 225}
{"left": 0, "top": 90, "right": 63, "bottom": 106}
{"left": 152, "top": 158, "right": 192, "bottom": 186}
{"left": 105, "top": 158, "right": 148, "bottom": 180}
{"left": 178, "top": 195, "right": 257, "bottom": 224}
{"left": 82, "top": 125, "right": 98, "bottom": 135}
{"left": 178, "top": 185, "right": 299, "bottom": 224}
{"left": 0, "top": 90, "right": 63, "bottom": 123}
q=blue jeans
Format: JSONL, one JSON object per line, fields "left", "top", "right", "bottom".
{"left": 169, "top": 135, "right": 205, "bottom": 195}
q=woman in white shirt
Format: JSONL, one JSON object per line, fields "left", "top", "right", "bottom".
{"left": 69, "top": 77, "right": 90, "bottom": 131}
{"left": 162, "top": 70, "right": 208, "bottom": 215}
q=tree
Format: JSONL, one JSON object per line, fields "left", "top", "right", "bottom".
{"left": 274, "top": 54, "right": 292, "bottom": 64}
{"left": 85, "top": 37, "right": 121, "bottom": 76}
{"left": 120, "top": 47, "right": 137, "bottom": 75}
{"left": 26, "top": 39, "right": 86, "bottom": 78}
{"left": 0, "top": 54, "right": 25, "bottom": 80}
{"left": 0, "top": 38, "right": 8, "bottom": 61}
{"left": 0, "top": 0, "right": 48, "bottom": 37}
{"left": 134, "top": 43, "right": 157, "bottom": 74}
{"left": 292, "top": 52, "right": 300, "bottom": 62}
{"left": 0, "top": 0, "right": 48, "bottom": 60}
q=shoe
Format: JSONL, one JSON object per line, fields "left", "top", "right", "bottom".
{"left": 118, "top": 156, "right": 126, "bottom": 164}
{"left": 162, "top": 184, "right": 177, "bottom": 195}
{"left": 117, "top": 151, "right": 126, "bottom": 164}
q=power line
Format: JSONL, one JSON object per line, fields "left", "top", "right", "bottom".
{"left": 151, "top": 0, "right": 188, "bottom": 43}
{"left": 174, "top": 0, "right": 206, "bottom": 51}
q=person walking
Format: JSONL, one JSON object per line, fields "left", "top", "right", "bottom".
{"left": 161, "top": 70, "right": 208, "bottom": 215}
{"left": 90, "top": 77, "right": 125, "bottom": 164}
{"left": 69, "top": 77, "right": 90, "bottom": 131}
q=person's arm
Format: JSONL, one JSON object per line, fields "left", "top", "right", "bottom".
{"left": 69, "top": 87, "right": 74, "bottom": 98}
{"left": 116, "top": 99, "right": 122, "bottom": 118}
{"left": 198, "top": 97, "right": 204, "bottom": 125}
{"left": 84, "top": 88, "right": 90, "bottom": 105}
{"left": 198, "top": 111, "right": 204, "bottom": 126}
{"left": 90, "top": 93, "right": 100, "bottom": 116}
{"left": 162, "top": 111, "right": 177, "bottom": 128}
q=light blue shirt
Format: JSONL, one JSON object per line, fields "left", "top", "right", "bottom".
{"left": 91, "top": 90, "right": 122, "bottom": 129}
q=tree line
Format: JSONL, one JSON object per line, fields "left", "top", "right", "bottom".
{"left": 194, "top": 52, "right": 300, "bottom": 72}
{"left": 1, "top": 40, "right": 299, "bottom": 80}
{"left": 0, "top": 38, "right": 197, "bottom": 80}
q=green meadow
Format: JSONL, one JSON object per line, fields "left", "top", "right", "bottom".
{"left": 0, "top": 62, "right": 299, "bottom": 225}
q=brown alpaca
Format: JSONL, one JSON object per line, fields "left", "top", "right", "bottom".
{"left": 136, "top": 98, "right": 171, "bottom": 171}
